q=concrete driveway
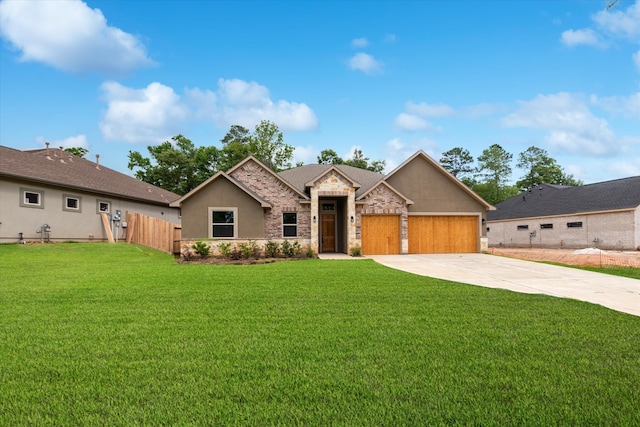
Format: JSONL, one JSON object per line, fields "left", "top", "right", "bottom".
{"left": 369, "top": 254, "right": 640, "bottom": 317}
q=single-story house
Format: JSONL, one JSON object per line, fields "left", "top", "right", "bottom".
{"left": 487, "top": 176, "right": 640, "bottom": 251}
{"left": 171, "top": 151, "right": 494, "bottom": 255}
{"left": 0, "top": 144, "right": 181, "bottom": 243}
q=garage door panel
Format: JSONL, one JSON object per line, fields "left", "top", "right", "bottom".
{"left": 362, "top": 215, "right": 400, "bottom": 255}
{"left": 409, "top": 216, "right": 477, "bottom": 254}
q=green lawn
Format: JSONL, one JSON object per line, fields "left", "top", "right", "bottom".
{"left": 1, "top": 243, "right": 639, "bottom": 426}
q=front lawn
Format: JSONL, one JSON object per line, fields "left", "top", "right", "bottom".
{"left": 1, "top": 243, "right": 639, "bottom": 425}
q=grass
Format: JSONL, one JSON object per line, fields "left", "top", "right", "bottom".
{"left": 1, "top": 243, "right": 639, "bottom": 425}
{"left": 541, "top": 262, "right": 640, "bottom": 280}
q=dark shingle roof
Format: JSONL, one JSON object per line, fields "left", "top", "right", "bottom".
{"left": 488, "top": 176, "right": 640, "bottom": 221}
{"left": 0, "top": 146, "right": 180, "bottom": 205}
{"left": 278, "top": 164, "right": 384, "bottom": 197}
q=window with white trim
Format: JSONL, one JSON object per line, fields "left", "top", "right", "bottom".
{"left": 210, "top": 208, "right": 237, "bottom": 238}
{"left": 283, "top": 212, "right": 297, "bottom": 237}
{"left": 97, "top": 200, "right": 111, "bottom": 214}
{"left": 20, "top": 188, "right": 44, "bottom": 209}
{"left": 63, "top": 194, "right": 81, "bottom": 212}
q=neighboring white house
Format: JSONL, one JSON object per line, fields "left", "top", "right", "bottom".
{"left": 0, "top": 145, "right": 181, "bottom": 243}
{"left": 487, "top": 177, "right": 640, "bottom": 251}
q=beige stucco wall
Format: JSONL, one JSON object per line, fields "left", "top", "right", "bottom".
{"left": 180, "top": 176, "right": 265, "bottom": 239}
{"left": 0, "top": 178, "right": 180, "bottom": 243}
{"left": 386, "top": 155, "right": 486, "bottom": 214}
{"left": 487, "top": 210, "right": 637, "bottom": 250}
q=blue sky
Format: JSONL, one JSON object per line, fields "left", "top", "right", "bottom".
{"left": 1, "top": 0, "right": 639, "bottom": 184}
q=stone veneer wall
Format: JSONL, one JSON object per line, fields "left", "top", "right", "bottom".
{"left": 229, "top": 160, "right": 311, "bottom": 240}
{"left": 357, "top": 184, "right": 409, "bottom": 253}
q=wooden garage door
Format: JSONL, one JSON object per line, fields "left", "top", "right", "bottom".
{"left": 409, "top": 216, "right": 478, "bottom": 254}
{"left": 361, "top": 215, "right": 400, "bottom": 255}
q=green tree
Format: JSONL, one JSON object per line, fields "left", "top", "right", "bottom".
{"left": 440, "top": 147, "right": 474, "bottom": 178}
{"left": 475, "top": 144, "right": 513, "bottom": 204}
{"left": 127, "top": 135, "right": 219, "bottom": 195}
{"left": 317, "top": 149, "right": 344, "bottom": 165}
{"left": 247, "top": 120, "right": 294, "bottom": 171}
{"left": 516, "top": 146, "right": 583, "bottom": 191}
{"left": 218, "top": 125, "right": 251, "bottom": 171}
{"left": 64, "top": 147, "right": 88, "bottom": 158}
{"left": 344, "top": 148, "right": 386, "bottom": 173}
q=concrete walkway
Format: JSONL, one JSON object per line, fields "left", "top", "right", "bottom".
{"left": 369, "top": 253, "right": 640, "bottom": 317}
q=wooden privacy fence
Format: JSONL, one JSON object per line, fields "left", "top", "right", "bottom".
{"left": 126, "top": 212, "right": 182, "bottom": 254}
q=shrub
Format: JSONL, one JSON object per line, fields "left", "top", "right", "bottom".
{"left": 265, "top": 240, "right": 280, "bottom": 258}
{"left": 217, "top": 242, "right": 232, "bottom": 258}
{"left": 239, "top": 240, "right": 260, "bottom": 259}
{"left": 192, "top": 241, "right": 211, "bottom": 257}
{"left": 281, "top": 240, "right": 294, "bottom": 258}
{"left": 305, "top": 245, "right": 316, "bottom": 259}
{"left": 350, "top": 245, "right": 362, "bottom": 257}
{"left": 229, "top": 246, "right": 243, "bottom": 260}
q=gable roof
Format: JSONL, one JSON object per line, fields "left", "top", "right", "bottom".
{"left": 488, "top": 176, "right": 640, "bottom": 221}
{"left": 0, "top": 145, "right": 180, "bottom": 206}
{"left": 169, "top": 170, "right": 272, "bottom": 208}
{"left": 356, "top": 180, "right": 414, "bottom": 205}
{"left": 385, "top": 150, "right": 495, "bottom": 210}
{"left": 278, "top": 164, "right": 384, "bottom": 197}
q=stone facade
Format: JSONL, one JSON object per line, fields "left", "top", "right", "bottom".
{"left": 230, "top": 159, "right": 311, "bottom": 240}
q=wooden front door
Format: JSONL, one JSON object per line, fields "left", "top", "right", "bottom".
{"left": 321, "top": 214, "right": 336, "bottom": 252}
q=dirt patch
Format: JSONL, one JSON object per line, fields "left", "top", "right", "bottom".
{"left": 489, "top": 247, "right": 640, "bottom": 268}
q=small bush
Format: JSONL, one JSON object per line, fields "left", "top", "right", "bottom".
{"left": 192, "top": 241, "right": 211, "bottom": 257}
{"left": 281, "top": 240, "right": 294, "bottom": 258}
{"left": 239, "top": 240, "right": 260, "bottom": 259}
{"left": 350, "top": 245, "right": 362, "bottom": 257}
{"left": 217, "top": 242, "right": 232, "bottom": 258}
{"left": 265, "top": 240, "right": 280, "bottom": 258}
{"left": 305, "top": 245, "right": 316, "bottom": 258}
{"left": 229, "top": 247, "right": 243, "bottom": 260}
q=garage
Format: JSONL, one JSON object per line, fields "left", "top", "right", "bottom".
{"left": 409, "top": 215, "right": 478, "bottom": 253}
{"left": 361, "top": 215, "right": 400, "bottom": 255}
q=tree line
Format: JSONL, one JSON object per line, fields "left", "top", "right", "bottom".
{"left": 126, "top": 120, "right": 386, "bottom": 196}
{"left": 439, "top": 145, "right": 582, "bottom": 205}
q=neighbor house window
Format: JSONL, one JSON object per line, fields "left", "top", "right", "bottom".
{"left": 97, "top": 200, "right": 111, "bottom": 214}
{"left": 210, "top": 208, "right": 237, "bottom": 238}
{"left": 567, "top": 222, "right": 583, "bottom": 228}
{"left": 517, "top": 225, "right": 529, "bottom": 230}
{"left": 283, "top": 212, "right": 298, "bottom": 237}
{"left": 63, "top": 194, "right": 81, "bottom": 212}
{"left": 540, "top": 223, "right": 553, "bottom": 229}
{"left": 20, "top": 188, "right": 44, "bottom": 209}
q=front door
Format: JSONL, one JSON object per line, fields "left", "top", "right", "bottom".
{"left": 321, "top": 214, "right": 335, "bottom": 252}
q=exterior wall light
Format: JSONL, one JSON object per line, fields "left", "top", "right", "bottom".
{"left": 313, "top": 216, "right": 317, "bottom": 223}
{"left": 350, "top": 215, "right": 355, "bottom": 223}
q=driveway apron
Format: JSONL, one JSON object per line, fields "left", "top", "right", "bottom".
{"left": 369, "top": 253, "right": 640, "bottom": 317}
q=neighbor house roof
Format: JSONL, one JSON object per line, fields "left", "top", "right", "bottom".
{"left": 0, "top": 145, "right": 180, "bottom": 206}
{"left": 488, "top": 176, "right": 640, "bottom": 221}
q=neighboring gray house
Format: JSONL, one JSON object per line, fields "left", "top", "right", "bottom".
{"left": 0, "top": 145, "right": 181, "bottom": 243}
{"left": 171, "top": 151, "right": 494, "bottom": 255}
{"left": 487, "top": 176, "right": 640, "bottom": 251}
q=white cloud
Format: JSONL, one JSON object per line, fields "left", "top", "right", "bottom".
{"left": 100, "top": 78, "right": 318, "bottom": 143}
{"left": 560, "top": 28, "right": 602, "bottom": 47}
{"left": 292, "top": 145, "right": 318, "bottom": 165}
{"left": 607, "top": 158, "right": 640, "bottom": 176}
{"left": 204, "top": 78, "right": 318, "bottom": 131}
{"left": 593, "top": 91, "right": 640, "bottom": 118}
{"left": 383, "top": 137, "right": 437, "bottom": 172}
{"left": 393, "top": 113, "right": 434, "bottom": 132}
{"left": 634, "top": 50, "right": 640, "bottom": 70}
{"left": 348, "top": 52, "right": 382, "bottom": 74}
{"left": 394, "top": 101, "right": 454, "bottom": 132}
{"left": 99, "top": 81, "right": 188, "bottom": 144}
{"left": 406, "top": 101, "right": 455, "bottom": 118}
{"left": 593, "top": 0, "right": 640, "bottom": 41}
{"left": 0, "top": 0, "right": 154, "bottom": 75}
{"left": 384, "top": 33, "right": 397, "bottom": 43}
{"left": 351, "top": 37, "right": 369, "bottom": 48}
{"left": 502, "top": 92, "right": 618, "bottom": 156}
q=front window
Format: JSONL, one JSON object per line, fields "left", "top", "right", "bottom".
{"left": 283, "top": 212, "right": 297, "bottom": 237}
{"left": 25, "top": 192, "right": 40, "bottom": 205}
{"left": 211, "top": 209, "right": 236, "bottom": 238}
